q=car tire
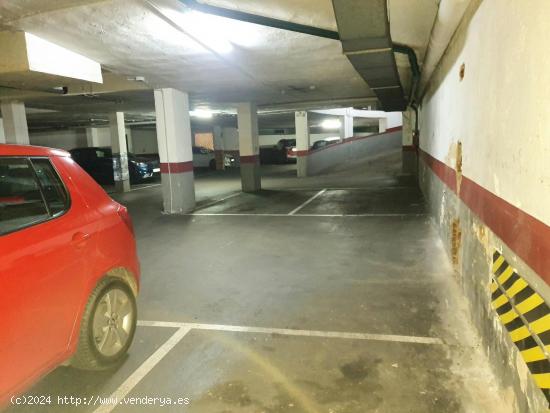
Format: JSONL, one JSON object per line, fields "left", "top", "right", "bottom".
{"left": 209, "top": 159, "right": 216, "bottom": 170}
{"left": 71, "top": 277, "right": 137, "bottom": 370}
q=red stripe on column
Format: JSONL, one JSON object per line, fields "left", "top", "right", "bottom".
{"left": 296, "top": 150, "right": 309, "bottom": 157}
{"left": 240, "top": 155, "right": 259, "bottom": 164}
{"left": 402, "top": 145, "right": 416, "bottom": 152}
{"left": 420, "top": 148, "right": 550, "bottom": 284}
{"left": 160, "top": 161, "right": 193, "bottom": 173}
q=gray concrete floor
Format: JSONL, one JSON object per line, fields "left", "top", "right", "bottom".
{"left": 7, "top": 150, "right": 512, "bottom": 413}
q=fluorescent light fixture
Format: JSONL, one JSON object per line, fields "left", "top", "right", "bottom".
{"left": 14, "top": 32, "right": 102, "bottom": 83}
{"left": 190, "top": 109, "right": 213, "bottom": 119}
{"left": 321, "top": 119, "right": 342, "bottom": 130}
{"left": 163, "top": 10, "right": 234, "bottom": 54}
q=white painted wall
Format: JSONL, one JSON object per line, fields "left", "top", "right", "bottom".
{"left": 131, "top": 129, "right": 158, "bottom": 154}
{"left": 29, "top": 129, "right": 87, "bottom": 150}
{"left": 222, "top": 127, "right": 239, "bottom": 151}
{"left": 96, "top": 127, "right": 111, "bottom": 147}
{"left": 28, "top": 127, "right": 133, "bottom": 151}
{"left": 419, "top": 0, "right": 550, "bottom": 226}
{"left": 386, "top": 112, "right": 403, "bottom": 129}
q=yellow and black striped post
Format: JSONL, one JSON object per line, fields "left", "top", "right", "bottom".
{"left": 491, "top": 251, "right": 550, "bottom": 404}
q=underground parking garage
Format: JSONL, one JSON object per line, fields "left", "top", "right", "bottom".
{"left": 1, "top": 0, "right": 550, "bottom": 412}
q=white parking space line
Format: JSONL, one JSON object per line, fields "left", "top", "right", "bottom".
{"left": 288, "top": 188, "right": 327, "bottom": 215}
{"left": 130, "top": 183, "right": 161, "bottom": 192}
{"left": 137, "top": 320, "right": 443, "bottom": 345}
{"left": 187, "top": 213, "right": 426, "bottom": 217}
{"left": 93, "top": 326, "right": 191, "bottom": 413}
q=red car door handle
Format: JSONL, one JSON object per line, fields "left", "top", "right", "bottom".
{"left": 71, "top": 232, "right": 90, "bottom": 248}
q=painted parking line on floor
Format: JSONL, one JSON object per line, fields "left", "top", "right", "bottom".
{"left": 187, "top": 213, "right": 427, "bottom": 217}
{"left": 91, "top": 322, "right": 442, "bottom": 412}
{"left": 137, "top": 320, "right": 443, "bottom": 345}
{"left": 130, "top": 183, "right": 162, "bottom": 192}
{"left": 288, "top": 188, "right": 327, "bottom": 215}
{"left": 93, "top": 326, "right": 192, "bottom": 413}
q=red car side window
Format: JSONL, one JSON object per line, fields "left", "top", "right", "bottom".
{"left": 0, "top": 157, "right": 49, "bottom": 235}
{"left": 30, "top": 158, "right": 70, "bottom": 217}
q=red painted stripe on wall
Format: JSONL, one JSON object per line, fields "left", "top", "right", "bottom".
{"left": 240, "top": 154, "right": 259, "bottom": 164}
{"left": 160, "top": 161, "right": 193, "bottom": 173}
{"left": 386, "top": 126, "right": 403, "bottom": 133}
{"left": 420, "top": 150, "right": 457, "bottom": 193}
{"left": 420, "top": 148, "right": 550, "bottom": 284}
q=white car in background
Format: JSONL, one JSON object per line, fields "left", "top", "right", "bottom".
{"left": 192, "top": 146, "right": 235, "bottom": 169}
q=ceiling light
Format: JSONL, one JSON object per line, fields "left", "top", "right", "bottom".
{"left": 163, "top": 10, "right": 234, "bottom": 54}
{"left": 190, "top": 109, "right": 213, "bottom": 119}
{"left": 321, "top": 119, "right": 342, "bottom": 130}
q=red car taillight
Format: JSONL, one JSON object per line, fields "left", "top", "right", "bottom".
{"left": 117, "top": 205, "right": 135, "bottom": 236}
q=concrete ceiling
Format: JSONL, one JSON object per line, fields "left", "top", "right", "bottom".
{"left": 0, "top": 0, "right": 438, "bottom": 128}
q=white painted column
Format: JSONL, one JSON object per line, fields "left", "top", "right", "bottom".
{"left": 344, "top": 109, "right": 354, "bottom": 139}
{"left": 237, "top": 102, "right": 260, "bottom": 192}
{"left": 295, "top": 111, "right": 310, "bottom": 178}
{"left": 86, "top": 127, "right": 101, "bottom": 147}
{"left": 338, "top": 112, "right": 354, "bottom": 141}
{"left": 1, "top": 101, "right": 29, "bottom": 144}
{"left": 109, "top": 112, "right": 131, "bottom": 193}
{"left": 154, "top": 88, "right": 195, "bottom": 213}
{"left": 0, "top": 118, "right": 5, "bottom": 144}
{"left": 379, "top": 118, "right": 388, "bottom": 133}
{"left": 213, "top": 125, "right": 225, "bottom": 170}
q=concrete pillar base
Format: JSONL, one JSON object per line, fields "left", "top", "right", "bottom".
{"left": 241, "top": 161, "right": 261, "bottom": 192}
{"left": 115, "top": 180, "right": 131, "bottom": 193}
{"left": 161, "top": 171, "right": 196, "bottom": 214}
{"left": 297, "top": 156, "right": 308, "bottom": 178}
{"left": 402, "top": 148, "right": 417, "bottom": 175}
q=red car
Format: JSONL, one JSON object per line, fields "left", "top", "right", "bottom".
{"left": 0, "top": 144, "right": 140, "bottom": 406}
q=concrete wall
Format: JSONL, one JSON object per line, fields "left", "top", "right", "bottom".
{"left": 306, "top": 129, "right": 402, "bottom": 176}
{"left": 29, "top": 129, "right": 88, "bottom": 150}
{"left": 28, "top": 127, "right": 138, "bottom": 152}
{"left": 131, "top": 129, "right": 158, "bottom": 154}
{"left": 418, "top": 1, "right": 550, "bottom": 410}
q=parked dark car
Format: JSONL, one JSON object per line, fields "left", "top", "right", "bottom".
{"left": 69, "top": 147, "right": 160, "bottom": 184}
{"left": 277, "top": 138, "right": 297, "bottom": 164}
{"left": 311, "top": 137, "right": 340, "bottom": 151}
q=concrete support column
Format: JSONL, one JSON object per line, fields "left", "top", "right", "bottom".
{"left": 0, "top": 118, "right": 5, "bottom": 144}
{"left": 339, "top": 112, "right": 354, "bottom": 141}
{"left": 213, "top": 125, "right": 225, "bottom": 170}
{"left": 379, "top": 118, "right": 388, "bottom": 133}
{"left": 154, "top": 88, "right": 195, "bottom": 213}
{"left": 1, "top": 101, "right": 29, "bottom": 144}
{"left": 109, "top": 112, "right": 131, "bottom": 193}
{"left": 237, "top": 102, "right": 261, "bottom": 192}
{"left": 86, "top": 127, "right": 101, "bottom": 147}
{"left": 401, "top": 109, "right": 417, "bottom": 175}
{"left": 295, "top": 111, "right": 310, "bottom": 178}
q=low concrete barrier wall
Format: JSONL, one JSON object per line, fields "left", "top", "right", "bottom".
{"left": 305, "top": 128, "right": 402, "bottom": 176}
